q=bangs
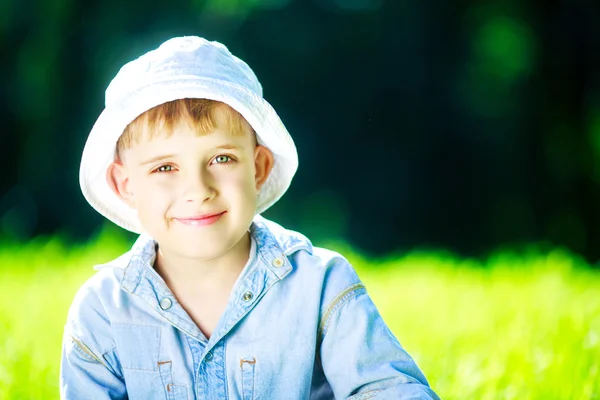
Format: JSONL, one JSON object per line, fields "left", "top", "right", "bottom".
{"left": 116, "top": 98, "right": 253, "bottom": 157}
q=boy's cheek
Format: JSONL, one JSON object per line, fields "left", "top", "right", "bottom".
{"left": 121, "top": 193, "right": 138, "bottom": 209}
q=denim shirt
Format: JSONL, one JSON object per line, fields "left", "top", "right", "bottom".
{"left": 60, "top": 216, "right": 440, "bottom": 399}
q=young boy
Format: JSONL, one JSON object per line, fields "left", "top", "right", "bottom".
{"left": 61, "top": 36, "right": 440, "bottom": 399}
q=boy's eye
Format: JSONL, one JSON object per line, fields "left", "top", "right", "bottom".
{"left": 155, "top": 165, "right": 173, "bottom": 173}
{"left": 213, "top": 155, "right": 231, "bottom": 164}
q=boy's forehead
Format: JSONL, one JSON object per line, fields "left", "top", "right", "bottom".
{"left": 139, "top": 123, "right": 251, "bottom": 144}
{"left": 119, "top": 127, "right": 255, "bottom": 165}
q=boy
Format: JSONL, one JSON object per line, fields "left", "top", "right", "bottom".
{"left": 61, "top": 36, "right": 440, "bottom": 399}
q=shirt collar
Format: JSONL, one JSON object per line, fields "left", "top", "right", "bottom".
{"left": 116, "top": 215, "right": 312, "bottom": 293}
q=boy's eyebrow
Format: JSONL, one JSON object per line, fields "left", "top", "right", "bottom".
{"left": 138, "top": 145, "right": 241, "bottom": 165}
{"left": 139, "top": 154, "right": 175, "bottom": 166}
{"left": 215, "top": 144, "right": 239, "bottom": 150}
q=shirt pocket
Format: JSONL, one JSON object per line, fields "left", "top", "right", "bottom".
{"left": 240, "top": 357, "right": 256, "bottom": 400}
{"left": 112, "top": 324, "right": 188, "bottom": 400}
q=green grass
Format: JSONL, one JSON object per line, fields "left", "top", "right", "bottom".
{"left": 1, "top": 230, "right": 599, "bottom": 399}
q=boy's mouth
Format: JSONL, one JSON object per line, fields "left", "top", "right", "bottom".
{"left": 174, "top": 211, "right": 226, "bottom": 226}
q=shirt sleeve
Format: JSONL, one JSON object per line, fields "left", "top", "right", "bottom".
{"left": 318, "top": 272, "right": 440, "bottom": 399}
{"left": 60, "top": 329, "right": 127, "bottom": 399}
{"left": 60, "top": 273, "right": 127, "bottom": 400}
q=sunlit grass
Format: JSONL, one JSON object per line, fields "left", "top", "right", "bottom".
{"left": 1, "top": 230, "right": 599, "bottom": 399}
{"left": 350, "top": 248, "right": 600, "bottom": 400}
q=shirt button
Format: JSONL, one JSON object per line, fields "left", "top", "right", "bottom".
{"left": 205, "top": 351, "right": 213, "bottom": 361}
{"left": 242, "top": 291, "right": 254, "bottom": 301}
{"left": 272, "top": 257, "right": 284, "bottom": 268}
{"left": 159, "top": 298, "right": 172, "bottom": 310}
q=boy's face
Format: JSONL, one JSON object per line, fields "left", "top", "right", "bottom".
{"left": 107, "top": 109, "right": 273, "bottom": 262}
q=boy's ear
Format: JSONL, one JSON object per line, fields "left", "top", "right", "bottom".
{"left": 106, "top": 162, "right": 137, "bottom": 209}
{"left": 254, "top": 145, "right": 274, "bottom": 191}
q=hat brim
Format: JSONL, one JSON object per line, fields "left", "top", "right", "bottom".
{"left": 79, "top": 77, "right": 298, "bottom": 233}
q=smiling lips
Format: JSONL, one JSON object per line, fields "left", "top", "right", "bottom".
{"left": 174, "top": 211, "right": 226, "bottom": 226}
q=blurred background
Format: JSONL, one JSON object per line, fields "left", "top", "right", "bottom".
{"left": 1, "top": 0, "right": 600, "bottom": 261}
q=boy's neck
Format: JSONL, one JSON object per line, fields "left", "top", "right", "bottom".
{"left": 153, "top": 232, "right": 252, "bottom": 296}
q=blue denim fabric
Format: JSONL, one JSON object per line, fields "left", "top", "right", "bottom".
{"left": 60, "top": 216, "right": 440, "bottom": 399}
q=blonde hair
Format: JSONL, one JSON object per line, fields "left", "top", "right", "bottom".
{"left": 116, "top": 98, "right": 254, "bottom": 157}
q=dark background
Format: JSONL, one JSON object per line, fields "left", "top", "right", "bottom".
{"left": 1, "top": 0, "right": 599, "bottom": 261}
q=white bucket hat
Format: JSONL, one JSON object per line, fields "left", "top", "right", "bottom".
{"left": 79, "top": 36, "right": 298, "bottom": 234}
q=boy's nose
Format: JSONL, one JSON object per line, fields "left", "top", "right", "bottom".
{"left": 182, "top": 172, "right": 216, "bottom": 202}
